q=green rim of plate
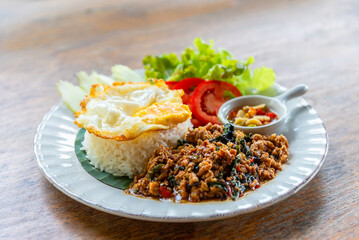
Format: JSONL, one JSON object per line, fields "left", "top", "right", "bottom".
{"left": 74, "top": 128, "right": 133, "bottom": 190}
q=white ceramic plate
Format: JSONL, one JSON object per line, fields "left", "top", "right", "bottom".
{"left": 34, "top": 84, "right": 328, "bottom": 222}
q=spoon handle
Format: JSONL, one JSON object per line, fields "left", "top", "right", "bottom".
{"left": 276, "top": 84, "right": 308, "bottom": 103}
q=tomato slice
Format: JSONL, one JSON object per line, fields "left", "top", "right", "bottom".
{"left": 173, "top": 78, "right": 204, "bottom": 103}
{"left": 190, "top": 117, "right": 204, "bottom": 127}
{"left": 192, "top": 80, "right": 242, "bottom": 124}
{"left": 165, "top": 81, "right": 178, "bottom": 90}
{"left": 174, "top": 78, "right": 206, "bottom": 127}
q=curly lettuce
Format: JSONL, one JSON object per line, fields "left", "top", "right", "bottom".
{"left": 143, "top": 38, "right": 276, "bottom": 95}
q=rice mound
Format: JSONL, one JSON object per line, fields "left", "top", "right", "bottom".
{"left": 82, "top": 119, "right": 192, "bottom": 178}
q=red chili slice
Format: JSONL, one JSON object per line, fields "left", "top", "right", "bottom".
{"left": 256, "top": 108, "right": 266, "bottom": 115}
{"left": 192, "top": 80, "right": 242, "bottom": 124}
{"left": 165, "top": 81, "right": 178, "bottom": 90}
{"left": 159, "top": 186, "right": 171, "bottom": 198}
{"left": 266, "top": 112, "right": 277, "bottom": 119}
{"left": 173, "top": 78, "right": 206, "bottom": 127}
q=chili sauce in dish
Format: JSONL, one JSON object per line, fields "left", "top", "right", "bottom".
{"left": 228, "top": 104, "right": 278, "bottom": 127}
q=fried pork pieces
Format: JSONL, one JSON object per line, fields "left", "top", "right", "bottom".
{"left": 127, "top": 123, "right": 289, "bottom": 202}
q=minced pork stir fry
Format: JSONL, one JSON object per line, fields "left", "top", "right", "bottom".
{"left": 127, "top": 123, "right": 289, "bottom": 202}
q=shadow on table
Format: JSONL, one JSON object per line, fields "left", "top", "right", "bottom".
{"left": 41, "top": 170, "right": 325, "bottom": 240}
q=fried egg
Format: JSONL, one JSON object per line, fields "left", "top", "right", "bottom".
{"left": 74, "top": 80, "right": 191, "bottom": 140}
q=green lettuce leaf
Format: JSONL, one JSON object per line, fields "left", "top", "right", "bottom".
{"left": 230, "top": 56, "right": 276, "bottom": 95}
{"left": 143, "top": 53, "right": 180, "bottom": 80}
{"left": 142, "top": 38, "right": 276, "bottom": 95}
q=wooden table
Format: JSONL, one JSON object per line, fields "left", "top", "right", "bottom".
{"left": 1, "top": 0, "right": 358, "bottom": 239}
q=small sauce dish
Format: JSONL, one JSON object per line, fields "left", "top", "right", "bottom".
{"left": 218, "top": 84, "right": 308, "bottom": 135}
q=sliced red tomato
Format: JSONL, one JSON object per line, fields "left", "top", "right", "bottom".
{"left": 174, "top": 78, "right": 206, "bottom": 127}
{"left": 173, "top": 78, "right": 204, "bottom": 104}
{"left": 192, "top": 80, "right": 242, "bottom": 124}
{"left": 165, "top": 81, "right": 178, "bottom": 90}
{"left": 189, "top": 115, "right": 204, "bottom": 127}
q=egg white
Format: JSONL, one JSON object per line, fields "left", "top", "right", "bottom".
{"left": 74, "top": 80, "right": 191, "bottom": 141}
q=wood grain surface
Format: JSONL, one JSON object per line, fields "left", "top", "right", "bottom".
{"left": 1, "top": 0, "right": 358, "bottom": 239}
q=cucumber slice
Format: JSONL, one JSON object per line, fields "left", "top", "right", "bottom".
{"left": 77, "top": 71, "right": 114, "bottom": 93}
{"left": 57, "top": 65, "right": 143, "bottom": 113}
{"left": 95, "top": 72, "right": 115, "bottom": 85}
{"left": 111, "top": 65, "right": 144, "bottom": 82}
{"left": 56, "top": 81, "right": 86, "bottom": 112}
{"left": 76, "top": 71, "right": 96, "bottom": 93}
